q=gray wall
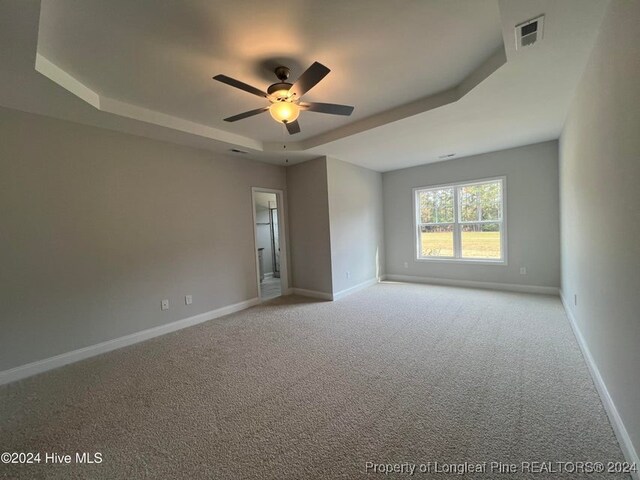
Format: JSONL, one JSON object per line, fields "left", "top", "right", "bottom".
{"left": 560, "top": 0, "right": 640, "bottom": 457}
{"left": 326, "top": 157, "right": 384, "bottom": 294}
{"left": 285, "top": 157, "right": 333, "bottom": 294}
{"left": 383, "top": 141, "right": 560, "bottom": 287}
{"left": 0, "top": 107, "right": 286, "bottom": 371}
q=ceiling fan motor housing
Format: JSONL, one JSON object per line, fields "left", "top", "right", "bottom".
{"left": 267, "top": 66, "right": 294, "bottom": 100}
{"left": 267, "top": 82, "right": 294, "bottom": 99}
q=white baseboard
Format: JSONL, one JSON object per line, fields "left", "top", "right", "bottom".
{"left": 0, "top": 297, "right": 260, "bottom": 386}
{"left": 332, "top": 278, "right": 379, "bottom": 301}
{"left": 560, "top": 292, "right": 639, "bottom": 478}
{"left": 291, "top": 288, "right": 333, "bottom": 301}
{"left": 384, "top": 274, "right": 559, "bottom": 295}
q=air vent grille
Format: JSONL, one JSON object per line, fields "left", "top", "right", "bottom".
{"left": 516, "top": 15, "right": 544, "bottom": 50}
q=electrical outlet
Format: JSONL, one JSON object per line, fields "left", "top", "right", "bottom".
{"left": 520, "top": 267, "right": 527, "bottom": 275}
{"left": 185, "top": 295, "right": 193, "bottom": 305}
{"left": 346, "top": 271, "right": 351, "bottom": 279}
{"left": 404, "top": 262, "right": 409, "bottom": 268}
{"left": 161, "top": 299, "right": 169, "bottom": 311}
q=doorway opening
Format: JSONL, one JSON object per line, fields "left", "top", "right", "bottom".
{"left": 252, "top": 188, "right": 288, "bottom": 301}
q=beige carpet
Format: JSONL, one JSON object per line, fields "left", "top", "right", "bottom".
{"left": 0, "top": 283, "right": 629, "bottom": 479}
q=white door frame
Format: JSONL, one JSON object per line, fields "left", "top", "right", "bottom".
{"left": 251, "top": 187, "right": 289, "bottom": 300}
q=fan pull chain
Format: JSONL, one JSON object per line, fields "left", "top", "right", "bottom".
{"left": 281, "top": 122, "right": 288, "bottom": 164}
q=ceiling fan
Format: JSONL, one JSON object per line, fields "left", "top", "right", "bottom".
{"left": 213, "top": 62, "right": 354, "bottom": 135}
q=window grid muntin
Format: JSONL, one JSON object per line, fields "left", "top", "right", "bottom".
{"left": 415, "top": 178, "right": 505, "bottom": 262}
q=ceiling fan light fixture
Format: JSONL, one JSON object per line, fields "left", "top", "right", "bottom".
{"left": 269, "top": 101, "right": 300, "bottom": 124}
{"left": 214, "top": 61, "right": 353, "bottom": 134}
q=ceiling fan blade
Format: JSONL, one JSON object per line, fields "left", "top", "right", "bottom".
{"left": 213, "top": 74, "right": 268, "bottom": 99}
{"left": 288, "top": 62, "right": 330, "bottom": 99}
{"left": 223, "top": 107, "right": 269, "bottom": 122}
{"left": 300, "top": 102, "right": 354, "bottom": 116}
{"left": 285, "top": 120, "right": 301, "bottom": 135}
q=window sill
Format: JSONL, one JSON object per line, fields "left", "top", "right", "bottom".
{"left": 415, "top": 258, "right": 507, "bottom": 266}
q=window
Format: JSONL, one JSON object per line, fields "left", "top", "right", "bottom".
{"left": 414, "top": 177, "right": 505, "bottom": 263}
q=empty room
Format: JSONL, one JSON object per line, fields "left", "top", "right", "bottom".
{"left": 1, "top": 0, "right": 639, "bottom": 479}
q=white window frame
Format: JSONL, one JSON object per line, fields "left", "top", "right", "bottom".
{"left": 412, "top": 176, "right": 507, "bottom": 265}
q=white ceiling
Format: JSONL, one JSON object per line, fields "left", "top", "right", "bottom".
{"left": 1, "top": 0, "right": 610, "bottom": 171}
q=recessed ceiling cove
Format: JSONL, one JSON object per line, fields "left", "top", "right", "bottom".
{"left": 7, "top": 0, "right": 607, "bottom": 170}
{"left": 35, "top": 0, "right": 503, "bottom": 150}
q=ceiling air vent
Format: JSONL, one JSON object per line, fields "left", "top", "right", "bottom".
{"left": 515, "top": 15, "right": 544, "bottom": 50}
